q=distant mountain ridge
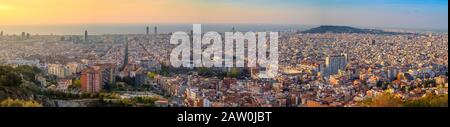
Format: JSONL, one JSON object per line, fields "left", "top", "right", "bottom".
{"left": 302, "top": 25, "right": 411, "bottom": 35}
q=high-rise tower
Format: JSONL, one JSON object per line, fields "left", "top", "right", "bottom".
{"left": 154, "top": 26, "right": 158, "bottom": 35}
{"left": 21, "top": 32, "right": 26, "bottom": 39}
{"left": 84, "top": 30, "right": 89, "bottom": 43}
{"left": 325, "top": 53, "right": 348, "bottom": 76}
{"left": 81, "top": 68, "right": 103, "bottom": 93}
{"left": 146, "top": 26, "right": 150, "bottom": 35}
{"left": 120, "top": 39, "right": 129, "bottom": 71}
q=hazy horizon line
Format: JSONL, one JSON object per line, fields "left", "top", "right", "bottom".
{"left": 0, "top": 23, "right": 447, "bottom": 35}
{"left": 1, "top": 22, "right": 447, "bottom": 29}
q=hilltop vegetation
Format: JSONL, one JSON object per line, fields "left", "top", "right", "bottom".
{"left": 0, "top": 65, "right": 44, "bottom": 107}
{"left": 361, "top": 92, "right": 448, "bottom": 107}
{"left": 0, "top": 66, "right": 42, "bottom": 99}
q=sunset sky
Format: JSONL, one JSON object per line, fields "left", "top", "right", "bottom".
{"left": 0, "top": 0, "right": 448, "bottom": 29}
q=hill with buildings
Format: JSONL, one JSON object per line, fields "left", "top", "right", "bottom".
{"left": 302, "top": 25, "right": 410, "bottom": 35}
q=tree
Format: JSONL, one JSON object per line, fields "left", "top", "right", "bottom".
{"left": 14, "top": 65, "right": 41, "bottom": 83}
{"left": 0, "top": 66, "right": 22, "bottom": 86}
{"left": 404, "top": 86, "right": 411, "bottom": 92}
{"left": 361, "top": 93, "right": 403, "bottom": 107}
{"left": 376, "top": 81, "right": 383, "bottom": 88}
{"left": 422, "top": 79, "right": 436, "bottom": 88}
{"left": 147, "top": 72, "right": 157, "bottom": 80}
{"left": 404, "top": 93, "right": 448, "bottom": 107}
{"left": 0, "top": 98, "right": 42, "bottom": 107}
{"left": 158, "top": 66, "right": 171, "bottom": 76}
{"left": 70, "top": 79, "right": 82, "bottom": 89}
{"left": 227, "top": 68, "right": 241, "bottom": 78}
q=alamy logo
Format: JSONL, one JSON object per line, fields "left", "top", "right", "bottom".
{"left": 170, "top": 24, "right": 279, "bottom": 78}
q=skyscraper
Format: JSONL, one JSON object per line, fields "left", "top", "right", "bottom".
{"left": 120, "top": 40, "right": 129, "bottom": 71}
{"left": 146, "top": 26, "right": 150, "bottom": 35}
{"left": 154, "top": 26, "right": 158, "bottom": 35}
{"left": 21, "top": 32, "right": 26, "bottom": 40}
{"left": 93, "top": 64, "right": 116, "bottom": 90}
{"left": 81, "top": 68, "right": 103, "bottom": 93}
{"left": 0, "top": 31, "right": 3, "bottom": 36}
{"left": 84, "top": 30, "right": 89, "bottom": 43}
{"left": 325, "top": 54, "right": 348, "bottom": 76}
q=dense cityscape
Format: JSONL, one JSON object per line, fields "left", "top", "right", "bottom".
{"left": 0, "top": 25, "right": 447, "bottom": 107}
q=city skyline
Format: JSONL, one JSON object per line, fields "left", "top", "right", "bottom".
{"left": 0, "top": 0, "right": 448, "bottom": 108}
{"left": 0, "top": 0, "right": 448, "bottom": 30}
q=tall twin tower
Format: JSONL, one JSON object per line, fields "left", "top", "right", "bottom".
{"left": 146, "top": 26, "right": 158, "bottom": 35}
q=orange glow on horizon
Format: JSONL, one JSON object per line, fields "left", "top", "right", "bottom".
{"left": 0, "top": 0, "right": 289, "bottom": 25}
